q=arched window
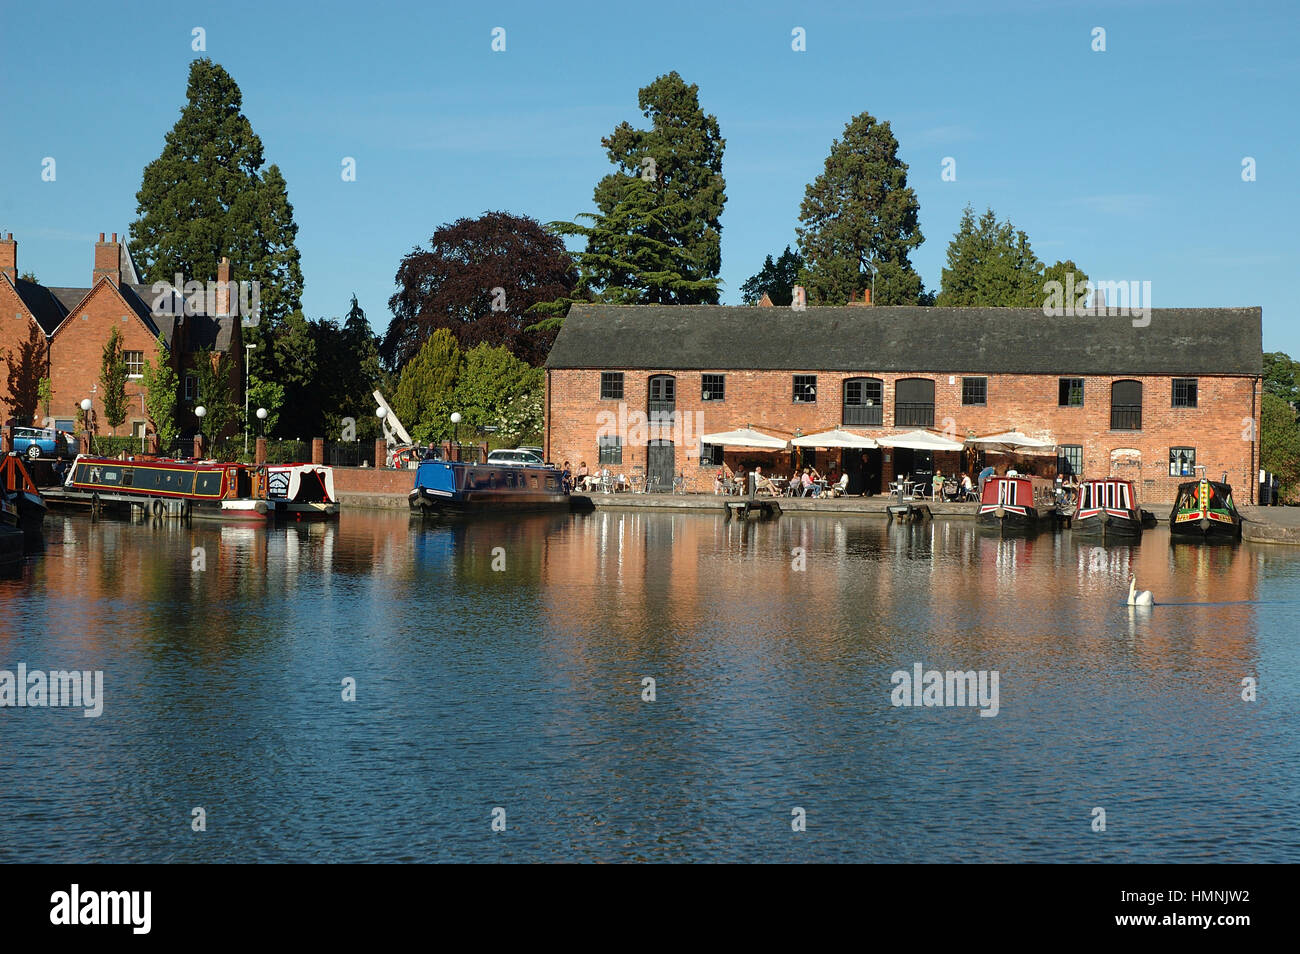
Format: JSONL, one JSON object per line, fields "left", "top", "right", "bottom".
{"left": 648, "top": 375, "right": 676, "bottom": 423}
{"left": 843, "top": 378, "right": 883, "bottom": 426}
{"left": 1111, "top": 380, "right": 1142, "bottom": 430}
{"left": 894, "top": 378, "right": 935, "bottom": 427}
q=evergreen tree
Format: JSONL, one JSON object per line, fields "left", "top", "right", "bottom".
{"left": 555, "top": 72, "right": 726, "bottom": 305}
{"left": 392, "top": 329, "right": 463, "bottom": 442}
{"left": 1263, "top": 352, "right": 1300, "bottom": 408}
{"left": 1041, "top": 259, "right": 1091, "bottom": 303}
{"left": 1261, "top": 392, "right": 1300, "bottom": 498}
{"left": 740, "top": 246, "right": 805, "bottom": 305}
{"left": 936, "top": 206, "right": 1046, "bottom": 307}
{"left": 99, "top": 327, "right": 128, "bottom": 435}
{"left": 140, "top": 335, "right": 180, "bottom": 448}
{"left": 796, "top": 111, "right": 925, "bottom": 305}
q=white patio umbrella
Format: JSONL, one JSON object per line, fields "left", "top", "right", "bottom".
{"left": 875, "top": 430, "right": 964, "bottom": 451}
{"left": 699, "top": 427, "right": 789, "bottom": 450}
{"left": 968, "top": 430, "right": 1056, "bottom": 454}
{"left": 790, "top": 429, "right": 878, "bottom": 448}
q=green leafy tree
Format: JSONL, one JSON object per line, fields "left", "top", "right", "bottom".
{"left": 129, "top": 58, "right": 303, "bottom": 331}
{"left": 99, "top": 327, "right": 128, "bottom": 435}
{"left": 37, "top": 375, "right": 52, "bottom": 419}
{"left": 263, "top": 312, "right": 318, "bottom": 438}
{"left": 5, "top": 321, "right": 47, "bottom": 424}
{"left": 247, "top": 376, "right": 284, "bottom": 436}
{"left": 1261, "top": 392, "right": 1300, "bottom": 499}
{"left": 193, "top": 348, "right": 237, "bottom": 441}
{"left": 140, "top": 335, "right": 179, "bottom": 447}
{"left": 497, "top": 381, "right": 544, "bottom": 447}
{"left": 1040, "top": 259, "right": 1091, "bottom": 303}
{"left": 936, "top": 206, "right": 1046, "bottom": 307}
{"left": 796, "top": 111, "right": 925, "bottom": 305}
{"left": 313, "top": 294, "right": 383, "bottom": 441}
{"left": 452, "top": 344, "right": 543, "bottom": 433}
{"left": 740, "top": 246, "right": 805, "bottom": 305}
{"left": 555, "top": 71, "right": 726, "bottom": 305}
{"left": 1263, "top": 352, "right": 1300, "bottom": 408}
{"left": 392, "top": 329, "right": 463, "bottom": 442}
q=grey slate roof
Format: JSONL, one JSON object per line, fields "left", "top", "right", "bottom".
{"left": 12, "top": 279, "right": 68, "bottom": 335}
{"left": 545, "top": 304, "right": 1264, "bottom": 376}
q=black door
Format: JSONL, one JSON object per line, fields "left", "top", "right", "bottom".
{"left": 647, "top": 440, "right": 675, "bottom": 492}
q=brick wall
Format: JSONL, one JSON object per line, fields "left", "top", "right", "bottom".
{"left": 48, "top": 280, "right": 160, "bottom": 436}
{"left": 547, "top": 368, "right": 1261, "bottom": 504}
{"left": 331, "top": 465, "right": 416, "bottom": 494}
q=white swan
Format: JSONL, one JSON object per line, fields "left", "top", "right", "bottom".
{"left": 1128, "top": 576, "right": 1154, "bottom": 606}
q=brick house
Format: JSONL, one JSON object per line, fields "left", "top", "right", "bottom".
{"left": 544, "top": 303, "right": 1264, "bottom": 504}
{"left": 0, "top": 232, "right": 244, "bottom": 444}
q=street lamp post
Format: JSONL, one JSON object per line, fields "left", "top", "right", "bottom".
{"left": 244, "top": 342, "right": 256, "bottom": 455}
{"left": 80, "top": 398, "right": 94, "bottom": 455}
{"left": 450, "top": 412, "right": 462, "bottom": 460}
{"left": 195, "top": 405, "right": 206, "bottom": 459}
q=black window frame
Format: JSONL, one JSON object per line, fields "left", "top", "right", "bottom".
{"left": 700, "top": 443, "right": 724, "bottom": 466}
{"left": 1172, "top": 378, "right": 1198, "bottom": 408}
{"left": 894, "top": 378, "right": 936, "bottom": 428}
{"left": 600, "top": 372, "right": 624, "bottom": 401}
{"left": 1110, "top": 380, "right": 1143, "bottom": 431}
{"left": 1057, "top": 444, "right": 1083, "bottom": 477}
{"left": 1169, "top": 446, "right": 1196, "bottom": 477}
{"left": 598, "top": 434, "right": 622, "bottom": 465}
{"left": 961, "top": 376, "right": 987, "bottom": 406}
{"left": 792, "top": 375, "right": 817, "bottom": 404}
{"left": 1059, "top": 377, "right": 1084, "bottom": 407}
{"left": 843, "top": 377, "right": 884, "bottom": 426}
{"left": 701, "top": 374, "right": 725, "bottom": 402}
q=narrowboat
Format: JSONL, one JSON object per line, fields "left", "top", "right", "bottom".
{"left": 267, "top": 464, "right": 339, "bottom": 518}
{"left": 977, "top": 475, "right": 1047, "bottom": 532}
{"left": 409, "top": 459, "right": 567, "bottom": 516}
{"left": 1, "top": 453, "right": 47, "bottom": 534}
{"left": 1169, "top": 477, "right": 1243, "bottom": 541}
{"left": 0, "top": 499, "right": 21, "bottom": 564}
{"left": 57, "top": 455, "right": 271, "bottom": 523}
{"left": 1071, "top": 477, "right": 1144, "bottom": 539}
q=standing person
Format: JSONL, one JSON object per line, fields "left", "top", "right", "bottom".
{"left": 978, "top": 463, "right": 995, "bottom": 498}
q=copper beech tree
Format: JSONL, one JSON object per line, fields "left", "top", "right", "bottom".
{"left": 383, "top": 211, "right": 578, "bottom": 371}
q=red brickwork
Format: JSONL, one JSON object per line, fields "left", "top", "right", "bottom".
{"left": 546, "top": 368, "right": 1261, "bottom": 504}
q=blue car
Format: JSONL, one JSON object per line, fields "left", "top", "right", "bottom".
{"left": 11, "top": 426, "right": 77, "bottom": 461}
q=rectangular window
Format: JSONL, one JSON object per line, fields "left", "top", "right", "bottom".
{"left": 1059, "top": 378, "right": 1084, "bottom": 407}
{"left": 793, "top": 375, "right": 817, "bottom": 403}
{"left": 1057, "top": 445, "right": 1083, "bottom": 477}
{"left": 184, "top": 373, "right": 198, "bottom": 401}
{"left": 700, "top": 443, "right": 724, "bottom": 466}
{"left": 125, "top": 350, "right": 144, "bottom": 378}
{"left": 600, "top": 372, "right": 624, "bottom": 400}
{"left": 598, "top": 435, "right": 622, "bottom": 465}
{"left": 701, "top": 374, "right": 725, "bottom": 402}
{"left": 1170, "top": 446, "right": 1196, "bottom": 477}
{"left": 961, "top": 377, "right": 987, "bottom": 406}
{"left": 1111, "top": 380, "right": 1143, "bottom": 430}
{"left": 1172, "top": 378, "right": 1198, "bottom": 408}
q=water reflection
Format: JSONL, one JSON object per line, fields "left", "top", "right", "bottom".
{"left": 0, "top": 510, "right": 1293, "bottom": 862}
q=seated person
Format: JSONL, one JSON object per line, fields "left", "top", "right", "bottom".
{"left": 932, "top": 471, "right": 945, "bottom": 499}
{"left": 960, "top": 473, "right": 974, "bottom": 499}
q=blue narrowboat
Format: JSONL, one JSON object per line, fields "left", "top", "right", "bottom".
{"left": 409, "top": 459, "right": 568, "bottom": 516}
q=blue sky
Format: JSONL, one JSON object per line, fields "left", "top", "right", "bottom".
{"left": 2, "top": 0, "right": 1296, "bottom": 351}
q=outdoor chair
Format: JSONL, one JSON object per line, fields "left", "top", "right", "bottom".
{"left": 828, "top": 474, "right": 849, "bottom": 497}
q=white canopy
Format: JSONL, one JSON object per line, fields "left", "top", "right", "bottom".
{"left": 875, "top": 430, "right": 965, "bottom": 451}
{"left": 699, "top": 427, "right": 789, "bottom": 450}
{"left": 969, "top": 430, "right": 1056, "bottom": 453}
{"left": 790, "top": 428, "right": 878, "bottom": 449}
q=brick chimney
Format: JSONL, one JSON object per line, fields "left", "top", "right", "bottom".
{"left": 0, "top": 233, "right": 15, "bottom": 284}
{"left": 93, "top": 232, "right": 123, "bottom": 286}
{"left": 848, "top": 288, "right": 872, "bottom": 306}
{"left": 216, "top": 257, "right": 232, "bottom": 316}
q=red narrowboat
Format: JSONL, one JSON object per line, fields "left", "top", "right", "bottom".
{"left": 977, "top": 475, "right": 1045, "bottom": 532}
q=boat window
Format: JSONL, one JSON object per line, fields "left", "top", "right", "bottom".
{"left": 196, "top": 473, "right": 221, "bottom": 496}
{"left": 530, "top": 474, "right": 539, "bottom": 489}
{"left": 121, "top": 468, "right": 134, "bottom": 487}
{"left": 1080, "top": 484, "right": 1092, "bottom": 509}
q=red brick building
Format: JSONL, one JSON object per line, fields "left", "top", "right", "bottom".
{"left": 0, "top": 232, "right": 245, "bottom": 442}
{"left": 544, "top": 303, "right": 1263, "bottom": 504}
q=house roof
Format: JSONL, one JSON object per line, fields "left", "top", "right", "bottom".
{"left": 11, "top": 278, "right": 69, "bottom": 335}
{"left": 545, "top": 304, "right": 1264, "bottom": 377}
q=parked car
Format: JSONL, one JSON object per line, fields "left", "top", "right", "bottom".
{"left": 516, "top": 446, "right": 545, "bottom": 460}
{"left": 486, "top": 449, "right": 545, "bottom": 467}
{"left": 11, "top": 426, "right": 77, "bottom": 461}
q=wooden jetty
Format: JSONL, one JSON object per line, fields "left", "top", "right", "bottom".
{"left": 887, "top": 503, "right": 931, "bottom": 523}
{"left": 724, "top": 498, "right": 781, "bottom": 521}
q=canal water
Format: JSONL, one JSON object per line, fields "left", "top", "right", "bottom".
{"left": 1, "top": 510, "right": 1296, "bottom": 862}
